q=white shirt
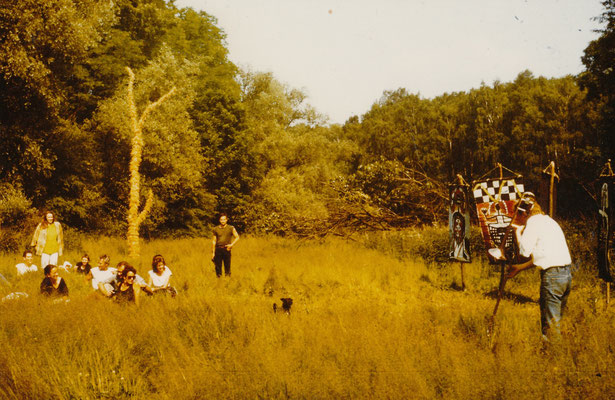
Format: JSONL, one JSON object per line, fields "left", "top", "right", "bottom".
{"left": 15, "top": 263, "right": 38, "bottom": 275}
{"left": 517, "top": 214, "right": 572, "bottom": 270}
{"left": 90, "top": 267, "right": 117, "bottom": 289}
{"left": 148, "top": 267, "right": 172, "bottom": 288}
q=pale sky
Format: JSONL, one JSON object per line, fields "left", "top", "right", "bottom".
{"left": 174, "top": 0, "right": 604, "bottom": 124}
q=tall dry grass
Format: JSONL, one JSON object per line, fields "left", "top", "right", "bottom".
{"left": 0, "top": 234, "right": 614, "bottom": 399}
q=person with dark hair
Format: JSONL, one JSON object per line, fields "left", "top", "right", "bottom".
{"left": 74, "top": 254, "right": 92, "bottom": 275}
{"left": 100, "top": 261, "right": 151, "bottom": 297}
{"left": 148, "top": 254, "right": 177, "bottom": 296}
{"left": 30, "top": 211, "right": 64, "bottom": 268}
{"left": 506, "top": 193, "right": 573, "bottom": 342}
{"left": 211, "top": 213, "right": 239, "bottom": 277}
{"left": 40, "top": 264, "right": 68, "bottom": 299}
{"left": 111, "top": 265, "right": 140, "bottom": 305}
{"left": 15, "top": 250, "right": 38, "bottom": 275}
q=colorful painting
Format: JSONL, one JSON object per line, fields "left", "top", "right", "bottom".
{"left": 472, "top": 178, "right": 524, "bottom": 263}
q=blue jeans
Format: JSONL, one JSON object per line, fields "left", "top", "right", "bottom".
{"left": 539, "top": 265, "right": 572, "bottom": 339}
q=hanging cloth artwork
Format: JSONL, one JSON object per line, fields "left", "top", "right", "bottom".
{"left": 598, "top": 161, "right": 615, "bottom": 282}
{"left": 472, "top": 164, "right": 524, "bottom": 264}
{"left": 449, "top": 177, "right": 471, "bottom": 263}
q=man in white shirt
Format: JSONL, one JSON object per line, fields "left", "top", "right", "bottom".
{"left": 506, "top": 193, "right": 572, "bottom": 341}
{"left": 15, "top": 250, "right": 38, "bottom": 275}
{"left": 87, "top": 255, "right": 117, "bottom": 291}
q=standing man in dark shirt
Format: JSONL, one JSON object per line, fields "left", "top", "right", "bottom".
{"left": 212, "top": 213, "right": 239, "bottom": 277}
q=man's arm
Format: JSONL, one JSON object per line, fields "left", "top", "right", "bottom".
{"left": 506, "top": 256, "right": 535, "bottom": 279}
{"left": 212, "top": 233, "right": 217, "bottom": 260}
{"left": 226, "top": 228, "right": 240, "bottom": 250}
{"left": 98, "top": 281, "right": 114, "bottom": 297}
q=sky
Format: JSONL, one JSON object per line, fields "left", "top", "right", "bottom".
{"left": 174, "top": 0, "right": 605, "bottom": 124}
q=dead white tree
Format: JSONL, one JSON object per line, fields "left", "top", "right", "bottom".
{"left": 125, "top": 66, "right": 175, "bottom": 259}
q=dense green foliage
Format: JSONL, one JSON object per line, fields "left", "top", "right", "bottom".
{"left": 1, "top": 0, "right": 614, "bottom": 242}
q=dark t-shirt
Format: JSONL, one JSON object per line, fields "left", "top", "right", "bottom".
{"left": 40, "top": 277, "right": 68, "bottom": 297}
{"left": 113, "top": 286, "right": 135, "bottom": 304}
{"left": 213, "top": 225, "right": 235, "bottom": 246}
{"left": 75, "top": 262, "right": 91, "bottom": 274}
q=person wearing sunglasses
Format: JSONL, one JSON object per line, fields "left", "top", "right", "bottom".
{"left": 112, "top": 265, "right": 140, "bottom": 306}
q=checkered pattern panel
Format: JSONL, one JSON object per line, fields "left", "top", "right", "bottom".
{"left": 473, "top": 179, "right": 524, "bottom": 204}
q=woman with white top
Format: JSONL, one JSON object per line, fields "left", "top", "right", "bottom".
{"left": 147, "top": 254, "right": 177, "bottom": 297}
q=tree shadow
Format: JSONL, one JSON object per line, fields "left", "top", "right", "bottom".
{"left": 484, "top": 288, "right": 536, "bottom": 304}
{"left": 448, "top": 281, "right": 466, "bottom": 292}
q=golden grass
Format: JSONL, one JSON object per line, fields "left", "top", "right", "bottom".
{"left": 0, "top": 235, "right": 614, "bottom": 399}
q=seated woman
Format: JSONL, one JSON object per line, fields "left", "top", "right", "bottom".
{"left": 40, "top": 264, "right": 68, "bottom": 300}
{"left": 148, "top": 254, "right": 177, "bottom": 297}
{"left": 111, "top": 265, "right": 140, "bottom": 305}
{"left": 74, "top": 254, "right": 91, "bottom": 275}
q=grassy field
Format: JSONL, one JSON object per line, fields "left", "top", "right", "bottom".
{"left": 0, "top": 234, "right": 614, "bottom": 399}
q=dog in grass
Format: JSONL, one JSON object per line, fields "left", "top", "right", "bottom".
{"left": 273, "top": 297, "right": 293, "bottom": 314}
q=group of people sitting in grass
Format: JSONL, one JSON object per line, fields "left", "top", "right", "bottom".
{"left": 0, "top": 210, "right": 178, "bottom": 304}
{"left": 13, "top": 250, "right": 177, "bottom": 305}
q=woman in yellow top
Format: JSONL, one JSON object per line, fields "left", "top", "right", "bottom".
{"left": 30, "top": 211, "right": 64, "bottom": 268}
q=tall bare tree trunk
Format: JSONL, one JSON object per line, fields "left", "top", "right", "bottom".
{"left": 125, "top": 67, "right": 175, "bottom": 259}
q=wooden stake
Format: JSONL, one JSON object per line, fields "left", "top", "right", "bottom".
{"left": 598, "top": 161, "right": 614, "bottom": 309}
{"left": 459, "top": 261, "right": 466, "bottom": 291}
{"left": 542, "top": 161, "right": 559, "bottom": 217}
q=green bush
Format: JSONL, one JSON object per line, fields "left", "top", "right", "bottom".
{"left": 0, "top": 184, "right": 37, "bottom": 252}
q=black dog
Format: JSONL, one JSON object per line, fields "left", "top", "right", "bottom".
{"left": 273, "top": 297, "right": 293, "bottom": 314}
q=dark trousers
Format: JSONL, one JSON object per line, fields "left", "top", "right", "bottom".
{"left": 213, "top": 247, "right": 231, "bottom": 277}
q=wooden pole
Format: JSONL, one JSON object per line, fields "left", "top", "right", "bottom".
{"left": 542, "top": 161, "right": 559, "bottom": 218}
{"left": 459, "top": 261, "right": 466, "bottom": 291}
{"left": 599, "top": 160, "right": 614, "bottom": 309}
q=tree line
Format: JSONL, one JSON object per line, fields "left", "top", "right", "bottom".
{"left": 1, "top": 0, "right": 614, "bottom": 245}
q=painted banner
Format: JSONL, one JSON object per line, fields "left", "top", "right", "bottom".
{"left": 449, "top": 185, "right": 471, "bottom": 263}
{"left": 472, "top": 178, "right": 524, "bottom": 263}
{"left": 597, "top": 177, "right": 615, "bottom": 282}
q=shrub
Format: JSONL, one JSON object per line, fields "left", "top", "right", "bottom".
{"left": 0, "top": 184, "right": 37, "bottom": 252}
